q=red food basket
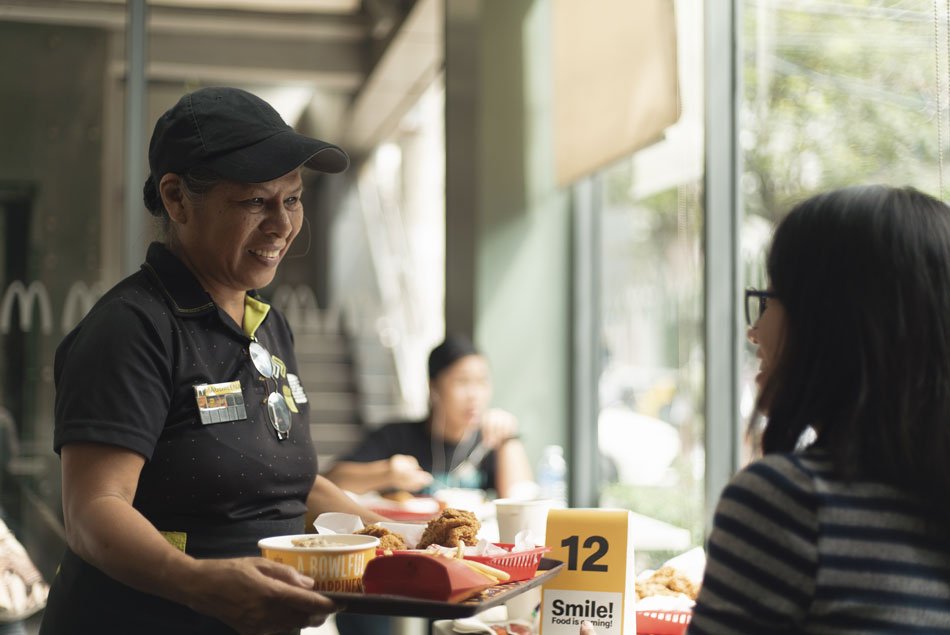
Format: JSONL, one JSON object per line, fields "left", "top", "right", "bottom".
{"left": 466, "top": 543, "right": 550, "bottom": 582}
{"left": 636, "top": 609, "right": 692, "bottom": 635}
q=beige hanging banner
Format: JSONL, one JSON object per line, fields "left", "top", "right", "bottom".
{"left": 552, "top": 0, "right": 681, "bottom": 187}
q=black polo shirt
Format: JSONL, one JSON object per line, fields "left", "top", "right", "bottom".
{"left": 43, "top": 242, "right": 316, "bottom": 634}
{"left": 54, "top": 240, "right": 316, "bottom": 537}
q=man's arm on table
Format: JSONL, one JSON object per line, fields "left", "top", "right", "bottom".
{"left": 323, "top": 455, "right": 433, "bottom": 494}
{"left": 307, "top": 474, "right": 390, "bottom": 524}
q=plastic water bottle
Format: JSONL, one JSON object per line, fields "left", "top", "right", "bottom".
{"left": 536, "top": 445, "right": 567, "bottom": 507}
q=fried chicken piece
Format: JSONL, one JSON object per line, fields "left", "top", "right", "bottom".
{"left": 378, "top": 533, "right": 408, "bottom": 551}
{"left": 416, "top": 508, "right": 481, "bottom": 549}
{"left": 355, "top": 524, "right": 409, "bottom": 551}
{"left": 635, "top": 566, "right": 700, "bottom": 600}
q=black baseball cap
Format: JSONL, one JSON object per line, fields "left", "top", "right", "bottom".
{"left": 147, "top": 86, "right": 349, "bottom": 185}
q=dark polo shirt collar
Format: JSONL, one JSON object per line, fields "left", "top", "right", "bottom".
{"left": 139, "top": 242, "right": 270, "bottom": 340}
{"left": 140, "top": 242, "right": 216, "bottom": 317}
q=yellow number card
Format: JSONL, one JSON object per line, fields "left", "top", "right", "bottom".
{"left": 540, "top": 508, "right": 636, "bottom": 635}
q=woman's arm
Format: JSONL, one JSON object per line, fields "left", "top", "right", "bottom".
{"left": 62, "top": 442, "right": 337, "bottom": 633}
{"left": 306, "top": 474, "right": 390, "bottom": 524}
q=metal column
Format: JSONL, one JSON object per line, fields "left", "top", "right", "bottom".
{"left": 570, "top": 176, "right": 601, "bottom": 508}
{"left": 123, "top": 0, "right": 147, "bottom": 275}
{"left": 703, "top": 0, "right": 743, "bottom": 529}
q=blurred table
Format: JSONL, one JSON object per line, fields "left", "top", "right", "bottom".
{"left": 483, "top": 506, "right": 690, "bottom": 552}
{"left": 432, "top": 619, "right": 485, "bottom": 634}
{"left": 431, "top": 605, "right": 522, "bottom": 634}
{"left": 627, "top": 511, "right": 691, "bottom": 552}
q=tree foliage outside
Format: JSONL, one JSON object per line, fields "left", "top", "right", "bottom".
{"left": 743, "top": 0, "right": 940, "bottom": 224}
{"left": 596, "top": 2, "right": 944, "bottom": 560}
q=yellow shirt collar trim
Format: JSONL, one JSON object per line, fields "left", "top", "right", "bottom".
{"left": 243, "top": 294, "right": 271, "bottom": 338}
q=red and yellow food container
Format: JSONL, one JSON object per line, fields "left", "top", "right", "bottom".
{"left": 362, "top": 553, "right": 496, "bottom": 603}
{"left": 258, "top": 533, "right": 379, "bottom": 592}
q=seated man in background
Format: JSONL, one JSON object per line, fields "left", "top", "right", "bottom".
{"left": 324, "top": 334, "right": 533, "bottom": 499}
{"left": 327, "top": 335, "right": 534, "bottom": 635}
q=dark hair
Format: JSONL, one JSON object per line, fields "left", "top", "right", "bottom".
{"left": 142, "top": 169, "right": 225, "bottom": 230}
{"left": 760, "top": 185, "right": 950, "bottom": 500}
{"left": 428, "top": 334, "right": 481, "bottom": 380}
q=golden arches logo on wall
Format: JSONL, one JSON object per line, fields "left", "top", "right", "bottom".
{"left": 0, "top": 280, "right": 103, "bottom": 335}
{"left": 61, "top": 281, "right": 105, "bottom": 334}
{"left": 0, "top": 281, "right": 52, "bottom": 334}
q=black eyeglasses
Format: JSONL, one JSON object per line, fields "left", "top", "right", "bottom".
{"left": 745, "top": 288, "right": 776, "bottom": 327}
{"left": 249, "top": 341, "right": 292, "bottom": 440}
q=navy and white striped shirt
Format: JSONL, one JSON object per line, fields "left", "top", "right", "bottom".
{"left": 688, "top": 447, "right": 950, "bottom": 634}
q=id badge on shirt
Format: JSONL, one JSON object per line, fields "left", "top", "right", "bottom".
{"left": 194, "top": 381, "right": 247, "bottom": 424}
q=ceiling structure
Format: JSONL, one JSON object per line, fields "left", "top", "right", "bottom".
{"left": 75, "top": 0, "right": 363, "bottom": 12}
{"left": 1, "top": 0, "right": 396, "bottom": 85}
{"left": 0, "top": 0, "right": 439, "bottom": 156}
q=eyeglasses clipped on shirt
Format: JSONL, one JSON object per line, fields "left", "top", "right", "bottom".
{"left": 744, "top": 288, "right": 776, "bottom": 327}
{"left": 249, "top": 341, "right": 292, "bottom": 440}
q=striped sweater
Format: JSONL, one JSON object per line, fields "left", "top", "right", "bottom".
{"left": 687, "top": 447, "right": 950, "bottom": 634}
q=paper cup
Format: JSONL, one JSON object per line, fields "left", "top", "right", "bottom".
{"left": 493, "top": 498, "right": 554, "bottom": 545}
{"left": 258, "top": 533, "right": 379, "bottom": 592}
{"left": 493, "top": 499, "right": 553, "bottom": 621}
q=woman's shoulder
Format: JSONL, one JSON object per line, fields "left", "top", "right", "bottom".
{"left": 710, "top": 451, "right": 822, "bottom": 572}
{"left": 68, "top": 276, "right": 172, "bottom": 339}
{"left": 724, "top": 449, "right": 827, "bottom": 514}
{"left": 741, "top": 445, "right": 830, "bottom": 480}
{"left": 86, "top": 270, "right": 175, "bottom": 323}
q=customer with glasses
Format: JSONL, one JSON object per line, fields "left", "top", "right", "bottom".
{"left": 42, "top": 87, "right": 386, "bottom": 635}
{"left": 585, "top": 187, "right": 950, "bottom": 635}
{"left": 706, "top": 186, "right": 950, "bottom": 633}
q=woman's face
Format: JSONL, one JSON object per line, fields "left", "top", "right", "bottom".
{"left": 430, "top": 354, "right": 492, "bottom": 440}
{"left": 170, "top": 169, "right": 304, "bottom": 297}
{"left": 748, "top": 290, "right": 786, "bottom": 395}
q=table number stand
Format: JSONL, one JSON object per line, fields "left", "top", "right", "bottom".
{"left": 540, "top": 508, "right": 637, "bottom": 635}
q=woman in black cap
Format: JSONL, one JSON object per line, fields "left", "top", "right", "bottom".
{"left": 325, "top": 334, "right": 533, "bottom": 498}
{"left": 42, "top": 87, "right": 385, "bottom": 635}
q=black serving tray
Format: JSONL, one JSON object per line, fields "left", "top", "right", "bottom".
{"left": 324, "top": 557, "right": 564, "bottom": 619}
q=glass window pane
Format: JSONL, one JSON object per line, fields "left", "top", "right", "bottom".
{"left": 0, "top": 14, "right": 119, "bottom": 583}
{"left": 740, "top": 0, "right": 936, "bottom": 454}
{"left": 595, "top": 0, "right": 705, "bottom": 568}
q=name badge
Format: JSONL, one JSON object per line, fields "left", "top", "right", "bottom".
{"left": 194, "top": 381, "right": 247, "bottom": 424}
